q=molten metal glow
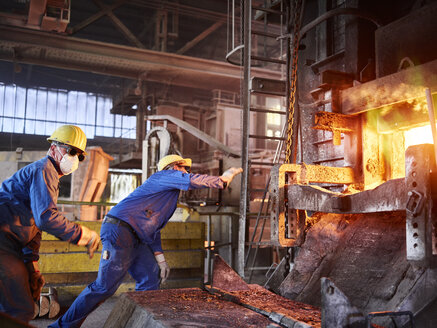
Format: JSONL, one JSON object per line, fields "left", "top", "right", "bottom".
{"left": 404, "top": 125, "right": 436, "bottom": 149}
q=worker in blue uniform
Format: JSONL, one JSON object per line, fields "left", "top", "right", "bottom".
{"left": 0, "top": 125, "right": 101, "bottom": 323}
{"left": 50, "top": 154, "right": 242, "bottom": 328}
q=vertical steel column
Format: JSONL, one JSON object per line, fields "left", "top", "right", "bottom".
{"left": 206, "top": 214, "right": 212, "bottom": 284}
{"left": 229, "top": 215, "right": 233, "bottom": 268}
{"left": 405, "top": 144, "right": 437, "bottom": 267}
{"left": 136, "top": 84, "right": 145, "bottom": 152}
{"left": 237, "top": 0, "right": 251, "bottom": 277}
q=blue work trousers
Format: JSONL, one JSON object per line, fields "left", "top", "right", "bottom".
{"left": 49, "top": 221, "right": 160, "bottom": 328}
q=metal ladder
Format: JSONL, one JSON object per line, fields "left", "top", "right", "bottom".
{"left": 226, "top": 0, "right": 292, "bottom": 278}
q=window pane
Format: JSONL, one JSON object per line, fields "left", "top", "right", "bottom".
{"left": 75, "top": 91, "right": 87, "bottom": 124}
{"left": 35, "top": 88, "right": 47, "bottom": 135}
{"left": 45, "top": 90, "right": 58, "bottom": 134}
{"left": 0, "top": 84, "right": 4, "bottom": 131}
{"left": 114, "top": 114, "right": 122, "bottom": 137}
{"left": 57, "top": 91, "right": 68, "bottom": 123}
{"left": 0, "top": 84, "right": 133, "bottom": 139}
{"left": 25, "top": 88, "right": 37, "bottom": 134}
{"left": 3, "top": 85, "right": 16, "bottom": 133}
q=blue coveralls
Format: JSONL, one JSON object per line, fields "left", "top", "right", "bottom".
{"left": 0, "top": 156, "right": 83, "bottom": 322}
{"left": 50, "top": 170, "right": 224, "bottom": 328}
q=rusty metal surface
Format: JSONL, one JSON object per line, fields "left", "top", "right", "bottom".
{"left": 279, "top": 163, "right": 356, "bottom": 185}
{"left": 405, "top": 144, "right": 437, "bottom": 267}
{"left": 269, "top": 165, "right": 296, "bottom": 247}
{"left": 313, "top": 111, "right": 359, "bottom": 146}
{"left": 116, "top": 288, "right": 279, "bottom": 327}
{"left": 340, "top": 59, "right": 437, "bottom": 115}
{"left": 270, "top": 163, "right": 355, "bottom": 247}
{"left": 269, "top": 165, "right": 282, "bottom": 247}
{"left": 278, "top": 212, "right": 410, "bottom": 313}
{"left": 212, "top": 284, "right": 321, "bottom": 328}
{"left": 313, "top": 111, "right": 357, "bottom": 134}
{"left": 211, "top": 254, "right": 249, "bottom": 291}
{"left": 288, "top": 178, "right": 406, "bottom": 214}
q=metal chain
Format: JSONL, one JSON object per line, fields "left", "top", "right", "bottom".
{"left": 285, "top": 0, "right": 303, "bottom": 164}
{"left": 284, "top": 0, "right": 303, "bottom": 277}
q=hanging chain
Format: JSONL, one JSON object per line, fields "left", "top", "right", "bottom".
{"left": 284, "top": 0, "right": 303, "bottom": 276}
{"left": 285, "top": 0, "right": 303, "bottom": 164}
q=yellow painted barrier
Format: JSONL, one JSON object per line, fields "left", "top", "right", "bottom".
{"left": 38, "top": 221, "right": 205, "bottom": 303}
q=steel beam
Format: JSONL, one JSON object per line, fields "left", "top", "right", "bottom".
{"left": 288, "top": 178, "right": 406, "bottom": 214}
{"left": 93, "top": 0, "right": 144, "bottom": 48}
{"left": 68, "top": 0, "right": 127, "bottom": 34}
{"left": 176, "top": 21, "right": 224, "bottom": 55}
{"left": 0, "top": 26, "right": 281, "bottom": 92}
{"left": 341, "top": 59, "right": 437, "bottom": 115}
{"left": 238, "top": 0, "right": 252, "bottom": 278}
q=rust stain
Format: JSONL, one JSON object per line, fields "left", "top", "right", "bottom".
{"left": 222, "top": 284, "right": 322, "bottom": 327}
{"left": 125, "top": 288, "right": 277, "bottom": 327}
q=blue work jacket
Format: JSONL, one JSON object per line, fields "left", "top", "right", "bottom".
{"left": 0, "top": 156, "right": 82, "bottom": 261}
{"left": 107, "top": 170, "right": 224, "bottom": 253}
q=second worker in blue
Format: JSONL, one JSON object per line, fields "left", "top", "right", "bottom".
{"left": 49, "top": 154, "right": 242, "bottom": 328}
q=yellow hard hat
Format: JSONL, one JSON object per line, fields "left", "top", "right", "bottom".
{"left": 157, "top": 154, "right": 192, "bottom": 171}
{"left": 47, "top": 125, "right": 87, "bottom": 154}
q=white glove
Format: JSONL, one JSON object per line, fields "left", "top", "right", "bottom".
{"left": 155, "top": 253, "right": 170, "bottom": 283}
{"left": 220, "top": 167, "right": 243, "bottom": 185}
{"left": 77, "top": 225, "right": 101, "bottom": 259}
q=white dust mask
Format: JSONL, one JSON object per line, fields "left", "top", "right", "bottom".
{"left": 57, "top": 146, "right": 79, "bottom": 175}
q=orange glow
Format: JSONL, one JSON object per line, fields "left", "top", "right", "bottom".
{"left": 204, "top": 241, "right": 215, "bottom": 250}
{"left": 404, "top": 125, "right": 437, "bottom": 149}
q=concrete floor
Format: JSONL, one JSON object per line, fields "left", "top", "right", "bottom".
{"left": 29, "top": 296, "right": 119, "bottom": 328}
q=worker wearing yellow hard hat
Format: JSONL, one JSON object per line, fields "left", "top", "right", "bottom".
{"left": 156, "top": 154, "right": 192, "bottom": 171}
{"left": 0, "top": 125, "right": 100, "bottom": 323}
{"left": 50, "top": 154, "right": 242, "bottom": 328}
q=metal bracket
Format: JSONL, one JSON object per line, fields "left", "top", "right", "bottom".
{"left": 270, "top": 163, "right": 355, "bottom": 247}
{"left": 405, "top": 144, "right": 437, "bottom": 267}
{"left": 406, "top": 190, "right": 424, "bottom": 217}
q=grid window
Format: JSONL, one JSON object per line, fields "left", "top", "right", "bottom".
{"left": 0, "top": 83, "right": 135, "bottom": 139}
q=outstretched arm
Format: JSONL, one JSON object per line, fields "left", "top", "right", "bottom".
{"left": 220, "top": 167, "right": 243, "bottom": 185}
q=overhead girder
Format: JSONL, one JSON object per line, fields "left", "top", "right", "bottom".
{"left": 0, "top": 26, "right": 281, "bottom": 92}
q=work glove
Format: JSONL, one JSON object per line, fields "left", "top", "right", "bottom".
{"left": 220, "top": 167, "right": 243, "bottom": 185}
{"left": 155, "top": 253, "right": 170, "bottom": 283}
{"left": 26, "top": 261, "right": 45, "bottom": 301}
{"left": 77, "top": 225, "right": 101, "bottom": 259}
